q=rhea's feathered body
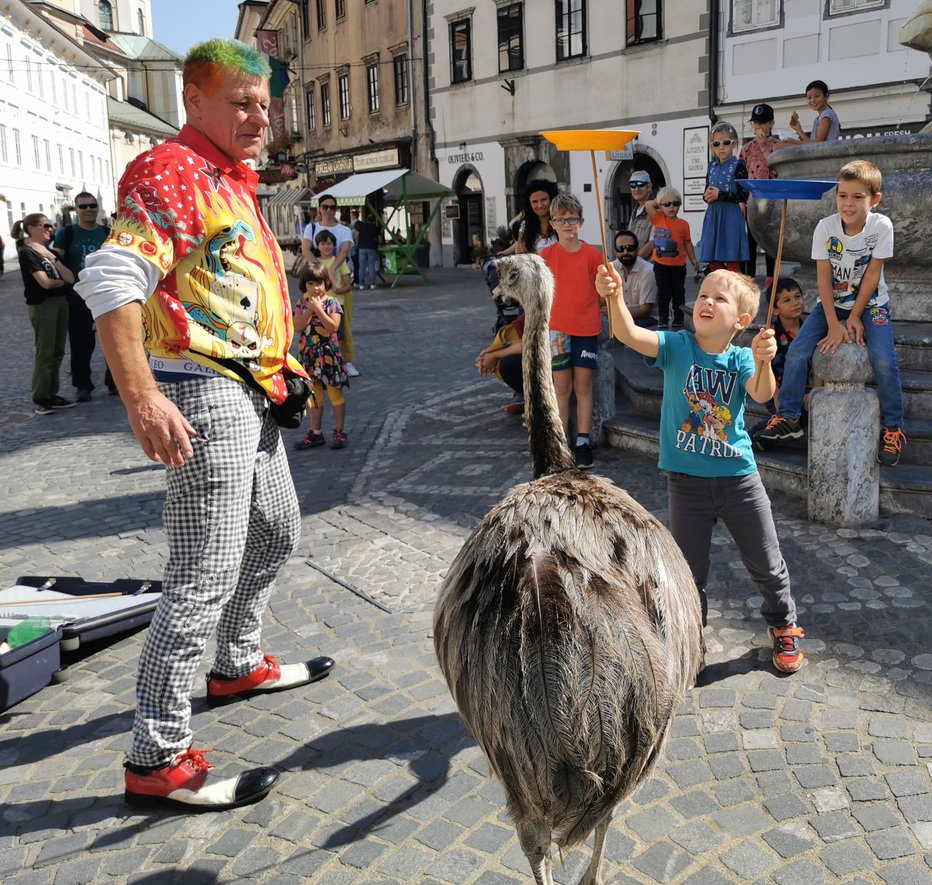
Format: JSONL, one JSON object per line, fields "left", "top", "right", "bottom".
{"left": 433, "top": 255, "right": 704, "bottom": 885}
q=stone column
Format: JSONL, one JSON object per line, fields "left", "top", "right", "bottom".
{"left": 589, "top": 349, "right": 616, "bottom": 447}
{"left": 808, "top": 343, "right": 879, "bottom": 526}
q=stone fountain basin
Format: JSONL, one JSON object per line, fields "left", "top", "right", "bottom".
{"left": 747, "top": 134, "right": 932, "bottom": 320}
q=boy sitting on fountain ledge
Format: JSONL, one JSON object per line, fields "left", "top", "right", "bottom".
{"left": 595, "top": 264, "right": 806, "bottom": 673}
{"left": 752, "top": 160, "right": 907, "bottom": 466}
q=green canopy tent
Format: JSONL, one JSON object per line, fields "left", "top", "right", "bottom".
{"left": 311, "top": 168, "right": 453, "bottom": 286}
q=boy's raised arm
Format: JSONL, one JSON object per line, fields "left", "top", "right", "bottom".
{"left": 595, "top": 263, "right": 660, "bottom": 358}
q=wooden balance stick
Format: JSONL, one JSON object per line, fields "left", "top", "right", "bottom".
{"left": 0, "top": 592, "right": 126, "bottom": 607}
{"left": 753, "top": 197, "right": 788, "bottom": 393}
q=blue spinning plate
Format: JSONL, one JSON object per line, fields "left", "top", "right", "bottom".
{"left": 738, "top": 179, "right": 837, "bottom": 200}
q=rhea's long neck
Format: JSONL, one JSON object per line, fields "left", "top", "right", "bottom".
{"left": 521, "top": 295, "right": 576, "bottom": 479}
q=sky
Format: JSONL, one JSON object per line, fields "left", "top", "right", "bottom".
{"left": 152, "top": 0, "right": 242, "bottom": 59}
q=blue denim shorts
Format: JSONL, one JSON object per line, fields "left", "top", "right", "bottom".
{"left": 550, "top": 332, "right": 599, "bottom": 371}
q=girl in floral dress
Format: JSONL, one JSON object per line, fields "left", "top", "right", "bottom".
{"left": 293, "top": 262, "right": 350, "bottom": 450}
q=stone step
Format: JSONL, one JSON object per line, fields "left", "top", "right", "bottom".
{"left": 610, "top": 344, "right": 932, "bottom": 462}
{"left": 602, "top": 393, "right": 932, "bottom": 518}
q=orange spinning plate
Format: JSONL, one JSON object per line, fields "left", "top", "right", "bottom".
{"left": 539, "top": 129, "right": 640, "bottom": 151}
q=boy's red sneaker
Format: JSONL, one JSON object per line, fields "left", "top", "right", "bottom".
{"left": 206, "top": 653, "right": 334, "bottom": 705}
{"left": 124, "top": 747, "right": 278, "bottom": 810}
{"left": 769, "top": 624, "right": 805, "bottom": 673}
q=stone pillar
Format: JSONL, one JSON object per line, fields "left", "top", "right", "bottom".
{"left": 590, "top": 350, "right": 616, "bottom": 447}
{"left": 808, "top": 343, "right": 879, "bottom": 526}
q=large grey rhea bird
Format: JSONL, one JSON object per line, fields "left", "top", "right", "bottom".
{"left": 434, "top": 255, "right": 704, "bottom": 885}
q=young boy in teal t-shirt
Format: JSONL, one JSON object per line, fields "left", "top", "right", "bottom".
{"left": 595, "top": 266, "right": 805, "bottom": 674}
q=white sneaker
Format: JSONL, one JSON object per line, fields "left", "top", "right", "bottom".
{"left": 345, "top": 363, "right": 360, "bottom": 377}
{"left": 369, "top": 285, "right": 376, "bottom": 290}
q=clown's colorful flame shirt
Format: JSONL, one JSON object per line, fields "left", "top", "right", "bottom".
{"left": 108, "top": 125, "right": 305, "bottom": 403}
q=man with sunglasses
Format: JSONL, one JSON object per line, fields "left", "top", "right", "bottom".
{"left": 610, "top": 230, "right": 658, "bottom": 327}
{"left": 627, "top": 171, "right": 655, "bottom": 261}
{"left": 53, "top": 192, "right": 116, "bottom": 401}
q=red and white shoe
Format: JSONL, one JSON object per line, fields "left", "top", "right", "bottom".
{"left": 124, "top": 747, "right": 278, "bottom": 810}
{"left": 206, "top": 653, "right": 334, "bottom": 706}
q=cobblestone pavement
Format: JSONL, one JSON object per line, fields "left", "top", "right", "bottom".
{"left": 1, "top": 266, "right": 931, "bottom": 885}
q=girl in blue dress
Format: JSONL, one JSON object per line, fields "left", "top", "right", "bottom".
{"left": 700, "top": 122, "right": 750, "bottom": 273}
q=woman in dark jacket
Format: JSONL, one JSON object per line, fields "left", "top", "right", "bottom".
{"left": 13, "top": 213, "right": 76, "bottom": 415}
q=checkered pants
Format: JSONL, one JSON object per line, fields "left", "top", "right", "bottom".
{"left": 128, "top": 377, "right": 301, "bottom": 766}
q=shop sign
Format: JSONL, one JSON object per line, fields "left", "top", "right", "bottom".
{"left": 354, "top": 148, "right": 400, "bottom": 171}
{"left": 447, "top": 150, "right": 484, "bottom": 165}
{"left": 315, "top": 156, "right": 354, "bottom": 177}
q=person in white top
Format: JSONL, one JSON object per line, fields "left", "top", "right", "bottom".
{"left": 610, "top": 229, "right": 658, "bottom": 327}
{"left": 302, "top": 195, "right": 358, "bottom": 375}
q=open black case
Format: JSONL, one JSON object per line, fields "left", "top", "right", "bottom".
{"left": 0, "top": 576, "right": 162, "bottom": 712}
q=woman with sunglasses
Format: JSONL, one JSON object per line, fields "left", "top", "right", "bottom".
{"left": 699, "top": 122, "right": 750, "bottom": 274}
{"left": 12, "top": 213, "right": 76, "bottom": 415}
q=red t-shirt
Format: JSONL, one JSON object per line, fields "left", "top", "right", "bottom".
{"left": 539, "top": 241, "right": 604, "bottom": 336}
{"left": 651, "top": 214, "right": 692, "bottom": 267}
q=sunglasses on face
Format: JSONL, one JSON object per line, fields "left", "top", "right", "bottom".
{"left": 41, "top": 223, "right": 54, "bottom": 230}
{"left": 711, "top": 139, "right": 734, "bottom": 147}
{"left": 320, "top": 203, "right": 337, "bottom": 210}
{"left": 615, "top": 244, "right": 637, "bottom": 253}
{"left": 550, "top": 216, "right": 581, "bottom": 226}
{"left": 629, "top": 182, "right": 649, "bottom": 189}
{"left": 660, "top": 201, "right": 681, "bottom": 208}
{"left": 77, "top": 203, "right": 98, "bottom": 210}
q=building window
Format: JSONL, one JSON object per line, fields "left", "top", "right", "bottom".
{"left": 335, "top": 0, "right": 346, "bottom": 19}
{"left": 450, "top": 19, "right": 472, "bottom": 83}
{"left": 627, "top": 0, "right": 662, "bottom": 44}
{"left": 393, "top": 53, "right": 409, "bottom": 106}
{"left": 366, "top": 63, "right": 380, "bottom": 113}
{"left": 13, "top": 129, "right": 22, "bottom": 166}
{"left": 5, "top": 44, "right": 12, "bottom": 84}
{"left": 306, "top": 88, "right": 316, "bottom": 130}
{"left": 44, "top": 139, "right": 51, "bottom": 171}
{"left": 69, "top": 147, "right": 75, "bottom": 176}
{"left": 338, "top": 72, "right": 350, "bottom": 119}
{"left": 498, "top": 4, "right": 524, "bottom": 72}
{"left": 316, "top": 0, "right": 326, "bottom": 30}
{"left": 138, "top": 9, "right": 145, "bottom": 34}
{"left": 32, "top": 135, "right": 40, "bottom": 169}
{"left": 321, "top": 82, "right": 331, "bottom": 126}
{"left": 555, "top": 0, "right": 587, "bottom": 61}
{"left": 25, "top": 58, "right": 32, "bottom": 93}
{"left": 731, "top": 0, "right": 778, "bottom": 32}
{"left": 98, "top": 0, "right": 113, "bottom": 31}
{"left": 58, "top": 144, "right": 64, "bottom": 173}
{"left": 828, "top": 0, "right": 882, "bottom": 12}
{"left": 0, "top": 125, "right": 7, "bottom": 163}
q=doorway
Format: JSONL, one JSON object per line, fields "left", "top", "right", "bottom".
{"left": 453, "top": 167, "right": 484, "bottom": 265}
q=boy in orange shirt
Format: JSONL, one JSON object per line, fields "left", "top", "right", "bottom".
{"left": 539, "top": 192, "right": 605, "bottom": 469}
{"left": 646, "top": 186, "right": 701, "bottom": 328}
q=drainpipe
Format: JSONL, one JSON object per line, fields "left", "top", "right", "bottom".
{"left": 407, "top": 0, "right": 418, "bottom": 171}
{"left": 708, "top": 0, "right": 719, "bottom": 125}
{"left": 421, "top": 0, "right": 441, "bottom": 265}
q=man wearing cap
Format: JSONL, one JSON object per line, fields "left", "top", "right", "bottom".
{"left": 627, "top": 171, "right": 655, "bottom": 261}
{"left": 740, "top": 103, "right": 780, "bottom": 283}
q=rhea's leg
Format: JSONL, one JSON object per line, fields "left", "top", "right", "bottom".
{"left": 516, "top": 819, "right": 554, "bottom": 885}
{"left": 578, "top": 817, "right": 609, "bottom": 885}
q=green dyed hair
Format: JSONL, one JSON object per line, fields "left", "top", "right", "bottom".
{"left": 184, "top": 39, "right": 271, "bottom": 88}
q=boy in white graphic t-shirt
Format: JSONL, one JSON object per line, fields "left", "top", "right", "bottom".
{"left": 753, "top": 160, "right": 906, "bottom": 466}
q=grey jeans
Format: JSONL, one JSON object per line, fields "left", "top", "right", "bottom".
{"left": 667, "top": 471, "right": 796, "bottom": 628}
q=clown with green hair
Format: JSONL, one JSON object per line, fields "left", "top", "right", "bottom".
{"left": 76, "top": 39, "right": 335, "bottom": 811}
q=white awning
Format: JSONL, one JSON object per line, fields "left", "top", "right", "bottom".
{"left": 266, "top": 187, "right": 312, "bottom": 208}
{"left": 311, "top": 169, "right": 454, "bottom": 206}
